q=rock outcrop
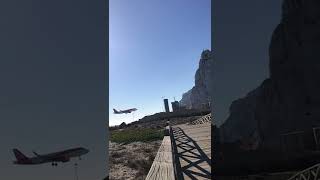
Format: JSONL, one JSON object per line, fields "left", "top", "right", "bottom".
{"left": 219, "top": 0, "right": 320, "bottom": 150}
{"left": 180, "top": 49, "right": 213, "bottom": 109}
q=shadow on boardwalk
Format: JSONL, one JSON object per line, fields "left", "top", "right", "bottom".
{"left": 172, "top": 127, "right": 212, "bottom": 180}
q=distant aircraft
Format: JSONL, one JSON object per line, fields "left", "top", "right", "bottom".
{"left": 113, "top": 108, "right": 137, "bottom": 114}
{"left": 12, "top": 147, "right": 89, "bottom": 166}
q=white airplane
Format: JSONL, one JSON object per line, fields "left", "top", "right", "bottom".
{"left": 113, "top": 108, "right": 137, "bottom": 114}
{"left": 13, "top": 147, "right": 89, "bottom": 166}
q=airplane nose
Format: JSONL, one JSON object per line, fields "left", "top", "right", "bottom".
{"left": 84, "top": 148, "right": 89, "bottom": 154}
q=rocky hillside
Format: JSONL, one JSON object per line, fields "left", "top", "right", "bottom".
{"left": 219, "top": 0, "right": 320, "bottom": 150}
{"left": 180, "top": 49, "right": 213, "bottom": 109}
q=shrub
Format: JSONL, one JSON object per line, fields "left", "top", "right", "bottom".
{"left": 110, "top": 128, "right": 164, "bottom": 144}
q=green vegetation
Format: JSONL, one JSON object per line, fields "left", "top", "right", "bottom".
{"left": 110, "top": 128, "right": 164, "bottom": 144}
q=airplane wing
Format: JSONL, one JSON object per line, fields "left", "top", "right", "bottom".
{"left": 128, "top": 108, "right": 137, "bottom": 112}
{"left": 41, "top": 152, "right": 70, "bottom": 163}
{"left": 51, "top": 156, "right": 70, "bottom": 162}
{"left": 125, "top": 108, "right": 137, "bottom": 113}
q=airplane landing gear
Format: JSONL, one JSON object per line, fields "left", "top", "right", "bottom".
{"left": 51, "top": 162, "right": 58, "bottom": 166}
{"left": 79, "top": 156, "right": 82, "bottom": 160}
{"left": 74, "top": 163, "right": 79, "bottom": 180}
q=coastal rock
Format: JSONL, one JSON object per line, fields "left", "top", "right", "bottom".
{"left": 180, "top": 49, "right": 213, "bottom": 109}
{"left": 219, "top": 0, "right": 320, "bottom": 149}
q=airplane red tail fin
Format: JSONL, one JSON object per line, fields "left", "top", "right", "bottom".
{"left": 13, "top": 149, "right": 29, "bottom": 161}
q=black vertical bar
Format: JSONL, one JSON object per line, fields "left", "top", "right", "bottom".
{"left": 170, "top": 126, "right": 184, "bottom": 180}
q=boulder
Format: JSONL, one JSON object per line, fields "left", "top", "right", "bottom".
{"left": 119, "top": 122, "right": 127, "bottom": 129}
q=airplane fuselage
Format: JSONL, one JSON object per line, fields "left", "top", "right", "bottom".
{"left": 113, "top": 108, "right": 137, "bottom": 114}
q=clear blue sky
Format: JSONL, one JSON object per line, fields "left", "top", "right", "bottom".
{"left": 109, "top": 0, "right": 211, "bottom": 126}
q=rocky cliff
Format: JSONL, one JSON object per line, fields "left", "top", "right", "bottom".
{"left": 180, "top": 49, "right": 213, "bottom": 109}
{"left": 219, "top": 0, "right": 320, "bottom": 150}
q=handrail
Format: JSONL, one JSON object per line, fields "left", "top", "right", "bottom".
{"left": 170, "top": 125, "right": 183, "bottom": 180}
{"left": 288, "top": 163, "right": 320, "bottom": 180}
{"left": 190, "top": 113, "right": 211, "bottom": 125}
{"left": 145, "top": 126, "right": 175, "bottom": 180}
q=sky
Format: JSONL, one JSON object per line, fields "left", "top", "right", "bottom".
{"left": 0, "top": 0, "right": 106, "bottom": 179}
{"left": 109, "top": 0, "right": 211, "bottom": 126}
{"left": 211, "top": 0, "right": 282, "bottom": 126}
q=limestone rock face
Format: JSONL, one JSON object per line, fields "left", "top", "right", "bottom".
{"left": 219, "top": 82, "right": 262, "bottom": 143}
{"left": 219, "top": 0, "right": 320, "bottom": 149}
{"left": 180, "top": 50, "right": 213, "bottom": 109}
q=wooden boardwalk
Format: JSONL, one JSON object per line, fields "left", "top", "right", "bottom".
{"left": 172, "top": 120, "right": 212, "bottom": 179}
{"left": 146, "top": 135, "right": 175, "bottom": 180}
{"left": 146, "top": 115, "right": 211, "bottom": 180}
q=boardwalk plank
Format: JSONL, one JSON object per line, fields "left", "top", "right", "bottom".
{"left": 173, "top": 120, "right": 212, "bottom": 180}
{"left": 146, "top": 136, "right": 175, "bottom": 180}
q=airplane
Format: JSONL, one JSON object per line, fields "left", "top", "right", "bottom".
{"left": 113, "top": 108, "right": 137, "bottom": 114}
{"left": 12, "top": 147, "right": 89, "bottom": 166}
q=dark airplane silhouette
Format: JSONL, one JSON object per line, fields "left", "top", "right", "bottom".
{"left": 12, "top": 147, "right": 89, "bottom": 166}
{"left": 113, "top": 108, "right": 137, "bottom": 114}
